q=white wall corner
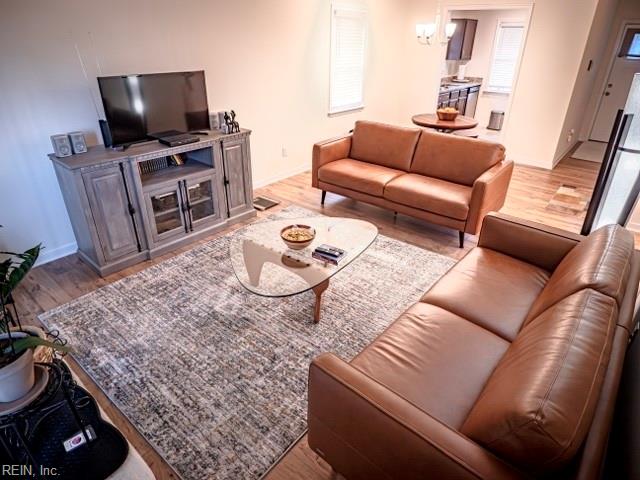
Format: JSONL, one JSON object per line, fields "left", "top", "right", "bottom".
{"left": 253, "top": 162, "right": 311, "bottom": 189}
{"left": 35, "top": 241, "right": 78, "bottom": 267}
{"left": 553, "top": 139, "right": 580, "bottom": 167}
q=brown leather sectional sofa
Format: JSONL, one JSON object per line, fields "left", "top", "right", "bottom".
{"left": 312, "top": 121, "right": 513, "bottom": 247}
{"left": 308, "top": 212, "right": 640, "bottom": 479}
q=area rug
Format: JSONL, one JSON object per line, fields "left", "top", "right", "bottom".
{"left": 39, "top": 206, "right": 455, "bottom": 480}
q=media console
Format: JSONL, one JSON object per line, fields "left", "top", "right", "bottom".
{"left": 49, "top": 129, "right": 255, "bottom": 276}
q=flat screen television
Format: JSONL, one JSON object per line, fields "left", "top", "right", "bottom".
{"left": 97, "top": 70, "right": 209, "bottom": 147}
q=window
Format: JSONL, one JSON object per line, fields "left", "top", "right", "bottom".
{"left": 329, "top": 3, "right": 367, "bottom": 114}
{"left": 487, "top": 22, "right": 525, "bottom": 94}
{"left": 619, "top": 28, "right": 640, "bottom": 58}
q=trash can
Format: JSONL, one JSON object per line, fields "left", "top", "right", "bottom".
{"left": 488, "top": 110, "right": 505, "bottom": 131}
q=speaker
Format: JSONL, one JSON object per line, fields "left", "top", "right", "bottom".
{"left": 50, "top": 134, "right": 72, "bottom": 158}
{"left": 99, "top": 119, "right": 113, "bottom": 148}
{"left": 68, "top": 131, "right": 87, "bottom": 154}
{"left": 209, "top": 113, "right": 220, "bottom": 130}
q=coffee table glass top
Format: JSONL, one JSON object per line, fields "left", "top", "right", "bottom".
{"left": 229, "top": 217, "right": 378, "bottom": 297}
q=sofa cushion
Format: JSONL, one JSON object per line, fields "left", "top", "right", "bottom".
{"left": 350, "top": 120, "right": 421, "bottom": 171}
{"left": 352, "top": 302, "right": 509, "bottom": 429}
{"left": 384, "top": 174, "right": 472, "bottom": 220}
{"left": 317, "top": 158, "right": 404, "bottom": 197}
{"left": 461, "top": 289, "right": 618, "bottom": 472}
{"left": 421, "top": 248, "right": 549, "bottom": 341}
{"left": 409, "top": 130, "right": 505, "bottom": 186}
{"left": 525, "top": 224, "right": 634, "bottom": 323}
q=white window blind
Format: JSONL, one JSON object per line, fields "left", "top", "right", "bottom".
{"left": 487, "top": 22, "right": 524, "bottom": 93}
{"left": 329, "top": 4, "right": 367, "bottom": 114}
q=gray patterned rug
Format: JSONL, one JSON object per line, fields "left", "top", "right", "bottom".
{"left": 39, "top": 206, "right": 454, "bottom": 479}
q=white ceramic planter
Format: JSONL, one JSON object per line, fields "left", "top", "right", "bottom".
{"left": 13, "top": 326, "right": 51, "bottom": 363}
{"left": 0, "top": 333, "right": 36, "bottom": 403}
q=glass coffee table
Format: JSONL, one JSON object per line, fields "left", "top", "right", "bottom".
{"left": 229, "top": 217, "right": 378, "bottom": 323}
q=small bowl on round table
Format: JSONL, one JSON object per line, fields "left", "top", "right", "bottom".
{"left": 280, "top": 224, "right": 316, "bottom": 250}
{"left": 436, "top": 108, "right": 459, "bottom": 121}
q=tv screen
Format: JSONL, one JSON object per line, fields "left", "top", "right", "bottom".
{"left": 97, "top": 70, "right": 209, "bottom": 147}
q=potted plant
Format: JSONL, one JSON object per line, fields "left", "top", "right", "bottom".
{"left": 0, "top": 238, "right": 69, "bottom": 402}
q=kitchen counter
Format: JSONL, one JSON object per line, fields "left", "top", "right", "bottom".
{"left": 439, "top": 76, "right": 482, "bottom": 93}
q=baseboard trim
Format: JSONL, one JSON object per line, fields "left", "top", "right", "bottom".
{"left": 553, "top": 140, "right": 580, "bottom": 168}
{"left": 35, "top": 241, "right": 77, "bottom": 266}
{"left": 253, "top": 163, "right": 310, "bottom": 188}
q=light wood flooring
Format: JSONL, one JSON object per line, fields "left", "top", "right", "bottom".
{"left": 13, "top": 156, "right": 615, "bottom": 479}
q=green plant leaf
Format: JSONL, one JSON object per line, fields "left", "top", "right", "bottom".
{"left": 0, "top": 244, "right": 41, "bottom": 303}
{"left": 2, "top": 336, "right": 70, "bottom": 356}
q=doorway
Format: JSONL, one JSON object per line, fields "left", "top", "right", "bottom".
{"left": 590, "top": 24, "right": 640, "bottom": 142}
{"left": 441, "top": 5, "right": 532, "bottom": 142}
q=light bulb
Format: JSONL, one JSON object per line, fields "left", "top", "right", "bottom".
{"left": 445, "top": 22, "right": 457, "bottom": 39}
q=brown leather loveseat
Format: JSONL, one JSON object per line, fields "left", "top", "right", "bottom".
{"left": 312, "top": 121, "right": 513, "bottom": 247}
{"left": 308, "top": 213, "right": 640, "bottom": 479}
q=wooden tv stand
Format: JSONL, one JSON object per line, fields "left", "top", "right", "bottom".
{"left": 49, "top": 129, "right": 255, "bottom": 276}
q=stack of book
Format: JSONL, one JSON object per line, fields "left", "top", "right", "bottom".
{"left": 312, "top": 244, "right": 346, "bottom": 266}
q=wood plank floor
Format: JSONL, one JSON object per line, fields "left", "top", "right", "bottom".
{"left": 12, "top": 156, "right": 617, "bottom": 479}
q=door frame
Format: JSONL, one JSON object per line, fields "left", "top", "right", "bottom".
{"left": 587, "top": 20, "right": 640, "bottom": 141}
{"left": 442, "top": 3, "right": 534, "bottom": 140}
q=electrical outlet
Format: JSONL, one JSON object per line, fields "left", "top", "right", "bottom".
{"left": 282, "top": 147, "right": 288, "bottom": 157}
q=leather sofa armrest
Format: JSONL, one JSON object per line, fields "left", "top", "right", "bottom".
{"left": 308, "top": 353, "right": 524, "bottom": 480}
{"left": 312, "top": 134, "right": 352, "bottom": 188}
{"left": 465, "top": 160, "right": 514, "bottom": 235}
{"left": 478, "top": 212, "right": 583, "bottom": 271}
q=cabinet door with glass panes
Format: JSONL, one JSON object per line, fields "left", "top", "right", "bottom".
{"left": 143, "top": 183, "right": 189, "bottom": 244}
{"left": 183, "top": 173, "right": 222, "bottom": 231}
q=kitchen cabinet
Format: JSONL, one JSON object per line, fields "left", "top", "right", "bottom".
{"left": 82, "top": 164, "right": 143, "bottom": 262}
{"left": 437, "top": 84, "right": 480, "bottom": 118}
{"left": 446, "top": 19, "right": 477, "bottom": 61}
{"left": 144, "top": 182, "right": 189, "bottom": 244}
{"left": 221, "top": 137, "right": 253, "bottom": 220}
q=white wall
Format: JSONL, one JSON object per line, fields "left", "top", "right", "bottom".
{"left": 446, "top": 8, "right": 530, "bottom": 130}
{"left": 0, "top": 0, "right": 408, "bottom": 262}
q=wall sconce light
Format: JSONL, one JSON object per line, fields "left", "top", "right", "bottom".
{"left": 416, "top": 16, "right": 456, "bottom": 45}
{"left": 416, "top": 23, "right": 437, "bottom": 45}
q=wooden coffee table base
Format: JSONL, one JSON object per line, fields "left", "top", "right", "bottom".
{"left": 312, "top": 279, "right": 330, "bottom": 323}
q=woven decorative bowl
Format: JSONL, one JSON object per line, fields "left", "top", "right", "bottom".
{"left": 436, "top": 108, "right": 459, "bottom": 121}
{"left": 280, "top": 224, "right": 316, "bottom": 250}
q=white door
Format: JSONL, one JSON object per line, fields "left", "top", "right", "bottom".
{"left": 590, "top": 25, "right": 640, "bottom": 142}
